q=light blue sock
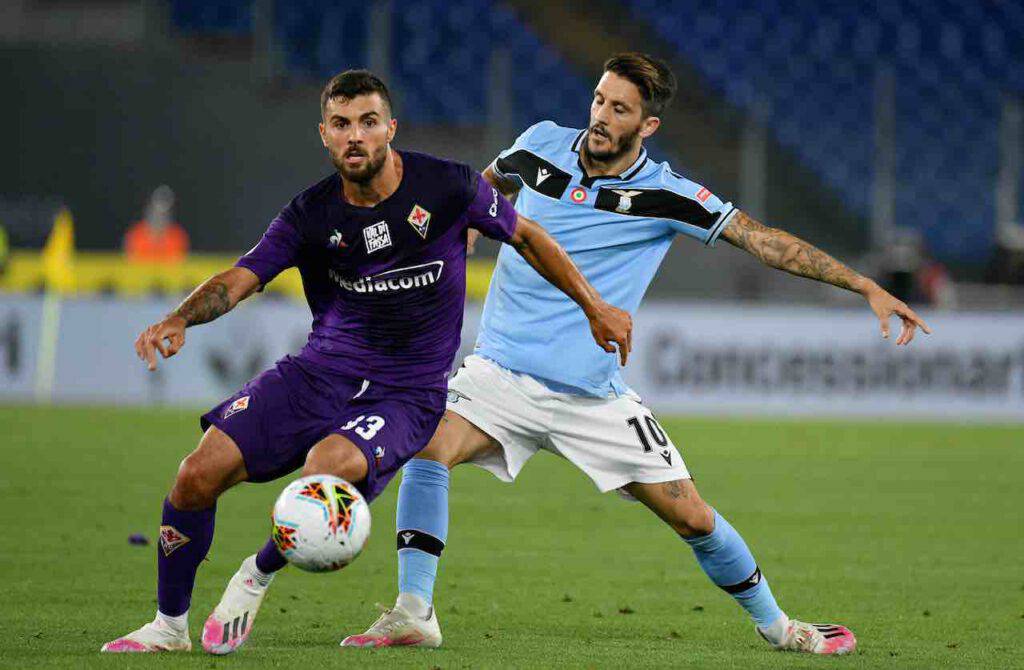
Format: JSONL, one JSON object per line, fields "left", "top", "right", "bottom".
{"left": 683, "top": 510, "right": 785, "bottom": 628}
{"left": 396, "top": 459, "right": 449, "bottom": 606}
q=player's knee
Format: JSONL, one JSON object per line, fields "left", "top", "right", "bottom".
{"left": 671, "top": 499, "right": 715, "bottom": 538}
{"left": 415, "top": 412, "right": 491, "bottom": 469}
{"left": 303, "top": 439, "right": 368, "bottom": 482}
{"left": 169, "top": 451, "right": 222, "bottom": 510}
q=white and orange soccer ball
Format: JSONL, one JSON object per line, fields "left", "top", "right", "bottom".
{"left": 270, "top": 475, "right": 371, "bottom": 572}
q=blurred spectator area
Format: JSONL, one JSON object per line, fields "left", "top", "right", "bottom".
{"left": 2, "top": 0, "right": 1023, "bottom": 302}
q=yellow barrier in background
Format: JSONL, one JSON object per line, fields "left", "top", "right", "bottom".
{"left": 0, "top": 250, "right": 497, "bottom": 300}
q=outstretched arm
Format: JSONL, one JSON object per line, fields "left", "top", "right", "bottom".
{"left": 720, "top": 210, "right": 932, "bottom": 345}
{"left": 134, "top": 266, "right": 261, "bottom": 370}
{"left": 507, "top": 214, "right": 633, "bottom": 365}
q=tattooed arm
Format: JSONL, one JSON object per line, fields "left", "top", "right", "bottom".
{"left": 720, "top": 210, "right": 932, "bottom": 345}
{"left": 134, "top": 267, "right": 261, "bottom": 370}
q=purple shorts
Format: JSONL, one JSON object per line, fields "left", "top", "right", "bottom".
{"left": 201, "top": 355, "right": 445, "bottom": 502}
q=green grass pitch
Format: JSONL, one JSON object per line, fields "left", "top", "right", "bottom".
{"left": 1, "top": 405, "right": 1021, "bottom": 669}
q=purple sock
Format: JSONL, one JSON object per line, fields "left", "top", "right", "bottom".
{"left": 157, "top": 498, "right": 216, "bottom": 617}
{"left": 255, "top": 537, "right": 288, "bottom": 573}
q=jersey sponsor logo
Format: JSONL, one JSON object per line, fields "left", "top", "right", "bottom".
{"left": 594, "top": 187, "right": 721, "bottom": 230}
{"left": 570, "top": 187, "right": 587, "bottom": 203}
{"left": 329, "top": 260, "right": 444, "bottom": 294}
{"left": 223, "top": 395, "right": 250, "bottom": 419}
{"left": 328, "top": 229, "right": 348, "bottom": 249}
{"left": 695, "top": 186, "right": 712, "bottom": 203}
{"left": 611, "top": 189, "right": 644, "bottom": 213}
{"left": 159, "top": 525, "right": 190, "bottom": 557}
{"left": 363, "top": 221, "right": 393, "bottom": 253}
{"left": 495, "top": 149, "right": 572, "bottom": 198}
{"left": 407, "top": 204, "right": 431, "bottom": 239}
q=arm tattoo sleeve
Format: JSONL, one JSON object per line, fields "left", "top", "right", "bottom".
{"left": 172, "top": 279, "right": 232, "bottom": 327}
{"left": 720, "top": 210, "right": 866, "bottom": 293}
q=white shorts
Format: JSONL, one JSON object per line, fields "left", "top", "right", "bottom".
{"left": 446, "top": 355, "right": 689, "bottom": 495}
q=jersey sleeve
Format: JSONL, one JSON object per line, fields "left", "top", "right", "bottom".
{"left": 490, "top": 121, "right": 550, "bottom": 186}
{"left": 664, "top": 178, "right": 738, "bottom": 247}
{"left": 235, "top": 204, "right": 304, "bottom": 286}
{"left": 463, "top": 171, "right": 518, "bottom": 242}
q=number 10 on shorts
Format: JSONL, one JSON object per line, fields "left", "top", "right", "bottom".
{"left": 626, "top": 415, "right": 668, "bottom": 453}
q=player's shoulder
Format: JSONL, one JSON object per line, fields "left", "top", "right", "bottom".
{"left": 641, "top": 159, "right": 714, "bottom": 201}
{"left": 277, "top": 173, "right": 338, "bottom": 226}
{"left": 514, "top": 120, "right": 582, "bottom": 155}
{"left": 400, "top": 149, "right": 476, "bottom": 199}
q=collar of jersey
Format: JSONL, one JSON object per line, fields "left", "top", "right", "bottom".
{"left": 570, "top": 129, "right": 649, "bottom": 187}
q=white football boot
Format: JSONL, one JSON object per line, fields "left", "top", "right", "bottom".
{"left": 340, "top": 595, "right": 442, "bottom": 648}
{"left": 201, "top": 554, "right": 275, "bottom": 655}
{"left": 760, "top": 618, "right": 857, "bottom": 655}
{"left": 100, "top": 615, "right": 191, "bottom": 653}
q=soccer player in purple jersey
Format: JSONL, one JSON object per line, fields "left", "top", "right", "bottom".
{"left": 100, "top": 70, "right": 632, "bottom": 655}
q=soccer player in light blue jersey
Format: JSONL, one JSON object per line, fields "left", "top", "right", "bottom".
{"left": 344, "top": 53, "right": 931, "bottom": 655}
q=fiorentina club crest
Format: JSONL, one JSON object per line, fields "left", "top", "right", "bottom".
{"left": 223, "top": 395, "right": 250, "bottom": 419}
{"left": 407, "top": 204, "right": 431, "bottom": 239}
{"left": 159, "top": 525, "right": 190, "bottom": 557}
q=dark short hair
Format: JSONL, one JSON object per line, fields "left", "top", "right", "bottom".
{"left": 603, "top": 53, "right": 676, "bottom": 117}
{"left": 320, "top": 69, "right": 393, "bottom": 117}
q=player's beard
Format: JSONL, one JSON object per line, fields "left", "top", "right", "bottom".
{"left": 331, "top": 143, "right": 389, "bottom": 184}
{"left": 584, "top": 125, "right": 641, "bottom": 163}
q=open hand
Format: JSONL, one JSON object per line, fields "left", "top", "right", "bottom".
{"left": 587, "top": 301, "right": 633, "bottom": 366}
{"left": 863, "top": 284, "right": 932, "bottom": 345}
{"left": 134, "top": 315, "right": 187, "bottom": 371}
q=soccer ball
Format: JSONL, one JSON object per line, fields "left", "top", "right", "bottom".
{"left": 270, "top": 475, "right": 371, "bottom": 572}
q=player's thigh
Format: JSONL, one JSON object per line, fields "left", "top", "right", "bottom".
{"left": 547, "top": 394, "right": 689, "bottom": 494}
{"left": 416, "top": 410, "right": 502, "bottom": 469}
{"left": 442, "top": 355, "right": 551, "bottom": 482}
{"left": 170, "top": 426, "right": 248, "bottom": 509}
{"left": 623, "top": 478, "right": 714, "bottom": 538}
{"left": 303, "top": 433, "right": 369, "bottom": 482}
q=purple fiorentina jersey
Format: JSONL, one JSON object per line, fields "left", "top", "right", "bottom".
{"left": 237, "top": 151, "right": 518, "bottom": 389}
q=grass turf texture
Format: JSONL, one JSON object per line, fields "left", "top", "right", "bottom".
{"left": 0, "top": 406, "right": 1021, "bottom": 669}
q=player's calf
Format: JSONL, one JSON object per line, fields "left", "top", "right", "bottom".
{"left": 624, "top": 479, "right": 714, "bottom": 538}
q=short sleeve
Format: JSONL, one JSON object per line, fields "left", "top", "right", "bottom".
{"left": 235, "top": 204, "right": 304, "bottom": 285}
{"left": 464, "top": 172, "right": 518, "bottom": 242}
{"left": 665, "top": 182, "right": 738, "bottom": 247}
{"left": 491, "top": 121, "right": 550, "bottom": 186}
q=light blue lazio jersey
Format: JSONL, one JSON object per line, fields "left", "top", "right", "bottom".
{"left": 475, "top": 120, "right": 738, "bottom": 397}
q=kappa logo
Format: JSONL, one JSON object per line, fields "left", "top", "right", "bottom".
{"left": 408, "top": 204, "right": 431, "bottom": 239}
{"left": 223, "top": 395, "right": 250, "bottom": 419}
{"left": 400, "top": 531, "right": 415, "bottom": 545}
{"left": 159, "top": 525, "right": 190, "bottom": 557}
{"left": 363, "top": 221, "right": 392, "bottom": 253}
{"left": 536, "top": 167, "right": 551, "bottom": 185}
{"left": 612, "top": 189, "right": 644, "bottom": 213}
{"left": 328, "top": 229, "right": 347, "bottom": 249}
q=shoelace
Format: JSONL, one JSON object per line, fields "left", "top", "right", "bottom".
{"left": 788, "top": 622, "right": 824, "bottom": 652}
{"left": 368, "top": 603, "right": 410, "bottom": 635}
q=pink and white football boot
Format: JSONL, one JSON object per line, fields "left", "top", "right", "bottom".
{"left": 201, "top": 554, "right": 274, "bottom": 655}
{"left": 100, "top": 616, "right": 191, "bottom": 653}
{"left": 761, "top": 619, "right": 857, "bottom": 655}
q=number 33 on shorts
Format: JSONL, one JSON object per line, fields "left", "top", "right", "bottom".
{"left": 341, "top": 415, "right": 386, "bottom": 440}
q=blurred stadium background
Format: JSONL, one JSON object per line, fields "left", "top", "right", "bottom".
{"left": 2, "top": 0, "right": 1023, "bottom": 416}
{"left": 1, "top": 3, "right": 1022, "bottom": 667}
